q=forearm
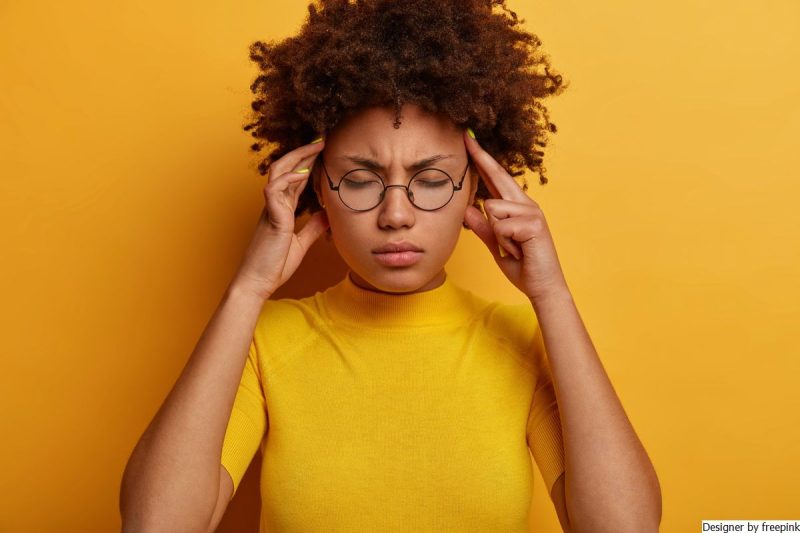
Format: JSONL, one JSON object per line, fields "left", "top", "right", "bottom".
{"left": 120, "top": 281, "right": 268, "bottom": 532}
{"left": 531, "top": 289, "right": 661, "bottom": 533}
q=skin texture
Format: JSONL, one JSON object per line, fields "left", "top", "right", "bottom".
{"left": 311, "top": 103, "right": 477, "bottom": 295}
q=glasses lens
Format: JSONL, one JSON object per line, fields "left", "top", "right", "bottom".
{"left": 338, "top": 168, "right": 455, "bottom": 211}
{"left": 339, "top": 170, "right": 385, "bottom": 210}
{"left": 408, "top": 169, "right": 454, "bottom": 210}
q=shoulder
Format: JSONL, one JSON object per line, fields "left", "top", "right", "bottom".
{"left": 474, "top": 299, "right": 543, "bottom": 373}
{"left": 481, "top": 301, "right": 540, "bottom": 349}
{"left": 257, "top": 295, "right": 320, "bottom": 322}
{"left": 252, "top": 295, "right": 326, "bottom": 349}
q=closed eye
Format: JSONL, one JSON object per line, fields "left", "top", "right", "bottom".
{"left": 415, "top": 179, "right": 451, "bottom": 187}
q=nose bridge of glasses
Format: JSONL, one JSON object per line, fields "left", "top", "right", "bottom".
{"left": 384, "top": 183, "right": 411, "bottom": 191}
{"left": 379, "top": 169, "right": 424, "bottom": 187}
{"left": 381, "top": 183, "right": 415, "bottom": 206}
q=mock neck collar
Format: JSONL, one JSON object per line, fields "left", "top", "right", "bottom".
{"left": 322, "top": 270, "right": 475, "bottom": 328}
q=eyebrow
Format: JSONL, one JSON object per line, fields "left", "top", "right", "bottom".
{"left": 340, "top": 153, "right": 454, "bottom": 172}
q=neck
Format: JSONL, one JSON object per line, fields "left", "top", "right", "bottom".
{"left": 322, "top": 270, "right": 475, "bottom": 328}
{"left": 348, "top": 269, "right": 447, "bottom": 295}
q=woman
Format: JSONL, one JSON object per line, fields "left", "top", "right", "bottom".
{"left": 120, "top": 1, "right": 662, "bottom": 531}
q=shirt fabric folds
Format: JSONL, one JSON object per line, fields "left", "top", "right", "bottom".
{"left": 220, "top": 270, "right": 565, "bottom": 532}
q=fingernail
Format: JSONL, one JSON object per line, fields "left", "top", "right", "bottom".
{"left": 498, "top": 245, "right": 507, "bottom": 258}
{"left": 467, "top": 127, "right": 476, "bottom": 139}
{"left": 295, "top": 168, "right": 310, "bottom": 173}
{"left": 311, "top": 136, "right": 324, "bottom": 144}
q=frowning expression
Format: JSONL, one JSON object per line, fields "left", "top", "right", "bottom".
{"left": 312, "top": 103, "right": 477, "bottom": 294}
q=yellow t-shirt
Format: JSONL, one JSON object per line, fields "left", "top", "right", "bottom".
{"left": 221, "top": 270, "right": 565, "bottom": 532}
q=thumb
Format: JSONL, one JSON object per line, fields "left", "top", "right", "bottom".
{"left": 296, "top": 210, "right": 330, "bottom": 251}
{"left": 464, "top": 205, "right": 498, "bottom": 251}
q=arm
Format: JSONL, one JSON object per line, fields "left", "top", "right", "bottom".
{"left": 119, "top": 136, "right": 327, "bottom": 531}
{"left": 550, "top": 472, "right": 572, "bottom": 532}
{"left": 460, "top": 128, "right": 661, "bottom": 531}
{"left": 531, "top": 289, "right": 662, "bottom": 533}
{"left": 119, "top": 281, "right": 268, "bottom": 533}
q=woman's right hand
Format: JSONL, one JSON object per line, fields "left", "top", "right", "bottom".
{"left": 232, "top": 138, "right": 329, "bottom": 300}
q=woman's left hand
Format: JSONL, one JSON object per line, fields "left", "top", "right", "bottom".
{"left": 462, "top": 129, "right": 569, "bottom": 302}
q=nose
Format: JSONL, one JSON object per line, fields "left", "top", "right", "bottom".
{"left": 377, "top": 184, "right": 416, "bottom": 229}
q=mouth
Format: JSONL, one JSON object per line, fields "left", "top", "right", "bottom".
{"left": 371, "top": 240, "right": 424, "bottom": 266}
{"left": 372, "top": 241, "right": 424, "bottom": 254}
{"left": 372, "top": 250, "right": 424, "bottom": 267}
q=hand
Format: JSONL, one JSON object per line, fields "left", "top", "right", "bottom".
{"left": 233, "top": 137, "right": 329, "bottom": 300}
{"left": 462, "top": 129, "right": 569, "bottom": 302}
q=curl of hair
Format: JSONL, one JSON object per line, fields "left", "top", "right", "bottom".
{"left": 243, "top": 0, "right": 569, "bottom": 218}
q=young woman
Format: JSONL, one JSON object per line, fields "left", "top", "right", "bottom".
{"left": 120, "top": 1, "right": 661, "bottom": 531}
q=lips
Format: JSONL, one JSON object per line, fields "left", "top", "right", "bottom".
{"left": 372, "top": 241, "right": 424, "bottom": 254}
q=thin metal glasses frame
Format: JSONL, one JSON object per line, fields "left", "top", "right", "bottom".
{"left": 319, "top": 149, "right": 472, "bottom": 212}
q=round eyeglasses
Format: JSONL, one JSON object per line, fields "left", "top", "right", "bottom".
{"left": 319, "top": 150, "right": 471, "bottom": 212}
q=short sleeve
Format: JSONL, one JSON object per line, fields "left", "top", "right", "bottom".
{"left": 220, "top": 338, "right": 268, "bottom": 501}
{"left": 526, "top": 323, "right": 566, "bottom": 497}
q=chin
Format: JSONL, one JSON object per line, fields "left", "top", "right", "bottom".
{"left": 353, "top": 266, "right": 434, "bottom": 294}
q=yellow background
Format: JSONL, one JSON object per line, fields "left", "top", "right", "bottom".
{"left": 2, "top": 0, "right": 798, "bottom": 531}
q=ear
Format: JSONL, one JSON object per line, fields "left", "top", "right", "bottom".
{"left": 467, "top": 164, "right": 478, "bottom": 206}
{"left": 312, "top": 163, "right": 326, "bottom": 208}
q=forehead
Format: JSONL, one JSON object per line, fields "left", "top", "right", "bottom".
{"left": 326, "top": 104, "right": 463, "bottom": 158}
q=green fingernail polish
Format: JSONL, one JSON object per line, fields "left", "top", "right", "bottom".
{"left": 498, "top": 245, "right": 507, "bottom": 258}
{"left": 311, "top": 136, "right": 324, "bottom": 144}
{"left": 296, "top": 168, "right": 310, "bottom": 173}
{"left": 467, "top": 127, "right": 476, "bottom": 139}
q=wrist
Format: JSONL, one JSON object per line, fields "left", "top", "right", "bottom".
{"left": 528, "top": 284, "right": 573, "bottom": 309}
{"left": 227, "top": 278, "right": 273, "bottom": 304}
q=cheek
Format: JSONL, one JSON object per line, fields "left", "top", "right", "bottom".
{"left": 327, "top": 213, "right": 368, "bottom": 254}
{"left": 443, "top": 201, "right": 469, "bottom": 228}
{"left": 423, "top": 212, "right": 464, "bottom": 253}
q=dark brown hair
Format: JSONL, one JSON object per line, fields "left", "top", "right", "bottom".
{"left": 243, "top": 0, "right": 569, "bottom": 218}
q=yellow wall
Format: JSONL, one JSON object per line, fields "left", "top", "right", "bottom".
{"left": 1, "top": 1, "right": 798, "bottom": 531}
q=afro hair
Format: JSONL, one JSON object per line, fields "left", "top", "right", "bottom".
{"left": 242, "top": 0, "right": 569, "bottom": 218}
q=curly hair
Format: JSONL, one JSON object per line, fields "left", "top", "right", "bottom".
{"left": 243, "top": 0, "right": 568, "bottom": 218}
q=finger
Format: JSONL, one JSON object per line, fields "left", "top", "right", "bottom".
{"left": 472, "top": 162, "right": 501, "bottom": 201}
{"left": 263, "top": 175, "right": 308, "bottom": 231}
{"left": 291, "top": 151, "right": 323, "bottom": 173}
{"left": 264, "top": 170, "right": 311, "bottom": 213}
{"left": 484, "top": 198, "right": 542, "bottom": 256}
{"left": 492, "top": 216, "right": 538, "bottom": 260}
{"left": 464, "top": 205, "right": 502, "bottom": 259}
{"left": 268, "top": 148, "right": 322, "bottom": 184}
{"left": 268, "top": 137, "right": 325, "bottom": 181}
{"left": 286, "top": 152, "right": 322, "bottom": 205}
{"left": 266, "top": 149, "right": 321, "bottom": 211}
{"left": 285, "top": 171, "right": 314, "bottom": 211}
{"left": 485, "top": 210, "right": 523, "bottom": 260}
{"left": 296, "top": 209, "right": 330, "bottom": 251}
{"left": 465, "top": 203, "right": 521, "bottom": 260}
{"left": 483, "top": 198, "right": 540, "bottom": 220}
{"left": 463, "top": 129, "right": 530, "bottom": 203}
{"left": 289, "top": 172, "right": 311, "bottom": 208}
